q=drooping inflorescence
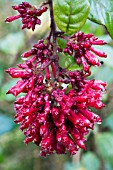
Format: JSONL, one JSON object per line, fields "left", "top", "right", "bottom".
{"left": 5, "top": 1, "right": 107, "bottom": 157}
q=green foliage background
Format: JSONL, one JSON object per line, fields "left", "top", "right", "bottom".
{"left": 0, "top": 0, "right": 113, "bottom": 170}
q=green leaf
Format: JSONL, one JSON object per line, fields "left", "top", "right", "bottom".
{"left": 58, "top": 52, "right": 82, "bottom": 71}
{"left": 81, "top": 152, "right": 100, "bottom": 170}
{"left": 68, "top": 63, "right": 82, "bottom": 71}
{"left": 59, "top": 53, "right": 74, "bottom": 68}
{"left": 95, "top": 132, "right": 113, "bottom": 161}
{"left": 105, "top": 12, "right": 113, "bottom": 39}
{"left": 88, "top": 0, "right": 113, "bottom": 39}
{"left": 53, "top": 0, "right": 90, "bottom": 35}
{"left": 57, "top": 38, "right": 66, "bottom": 50}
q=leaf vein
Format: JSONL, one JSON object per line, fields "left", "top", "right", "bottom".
{"left": 66, "top": 1, "right": 72, "bottom": 32}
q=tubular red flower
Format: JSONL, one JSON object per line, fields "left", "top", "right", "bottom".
{"left": 5, "top": 2, "right": 48, "bottom": 31}
{"left": 63, "top": 31, "right": 107, "bottom": 73}
{"left": 6, "top": 29, "right": 107, "bottom": 156}
{"left": 6, "top": 59, "right": 106, "bottom": 156}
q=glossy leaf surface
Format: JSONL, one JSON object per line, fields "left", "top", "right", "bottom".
{"left": 89, "top": 0, "right": 113, "bottom": 39}
{"left": 53, "top": 0, "right": 90, "bottom": 34}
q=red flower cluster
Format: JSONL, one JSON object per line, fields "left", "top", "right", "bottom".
{"left": 6, "top": 47, "right": 106, "bottom": 156}
{"left": 63, "top": 32, "right": 107, "bottom": 74}
{"left": 5, "top": 2, "right": 47, "bottom": 31}
{"left": 5, "top": 1, "right": 107, "bottom": 157}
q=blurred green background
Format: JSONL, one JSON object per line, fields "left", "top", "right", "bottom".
{"left": 0, "top": 0, "right": 113, "bottom": 170}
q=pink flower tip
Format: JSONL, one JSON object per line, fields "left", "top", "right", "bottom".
{"left": 5, "top": 15, "right": 21, "bottom": 23}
